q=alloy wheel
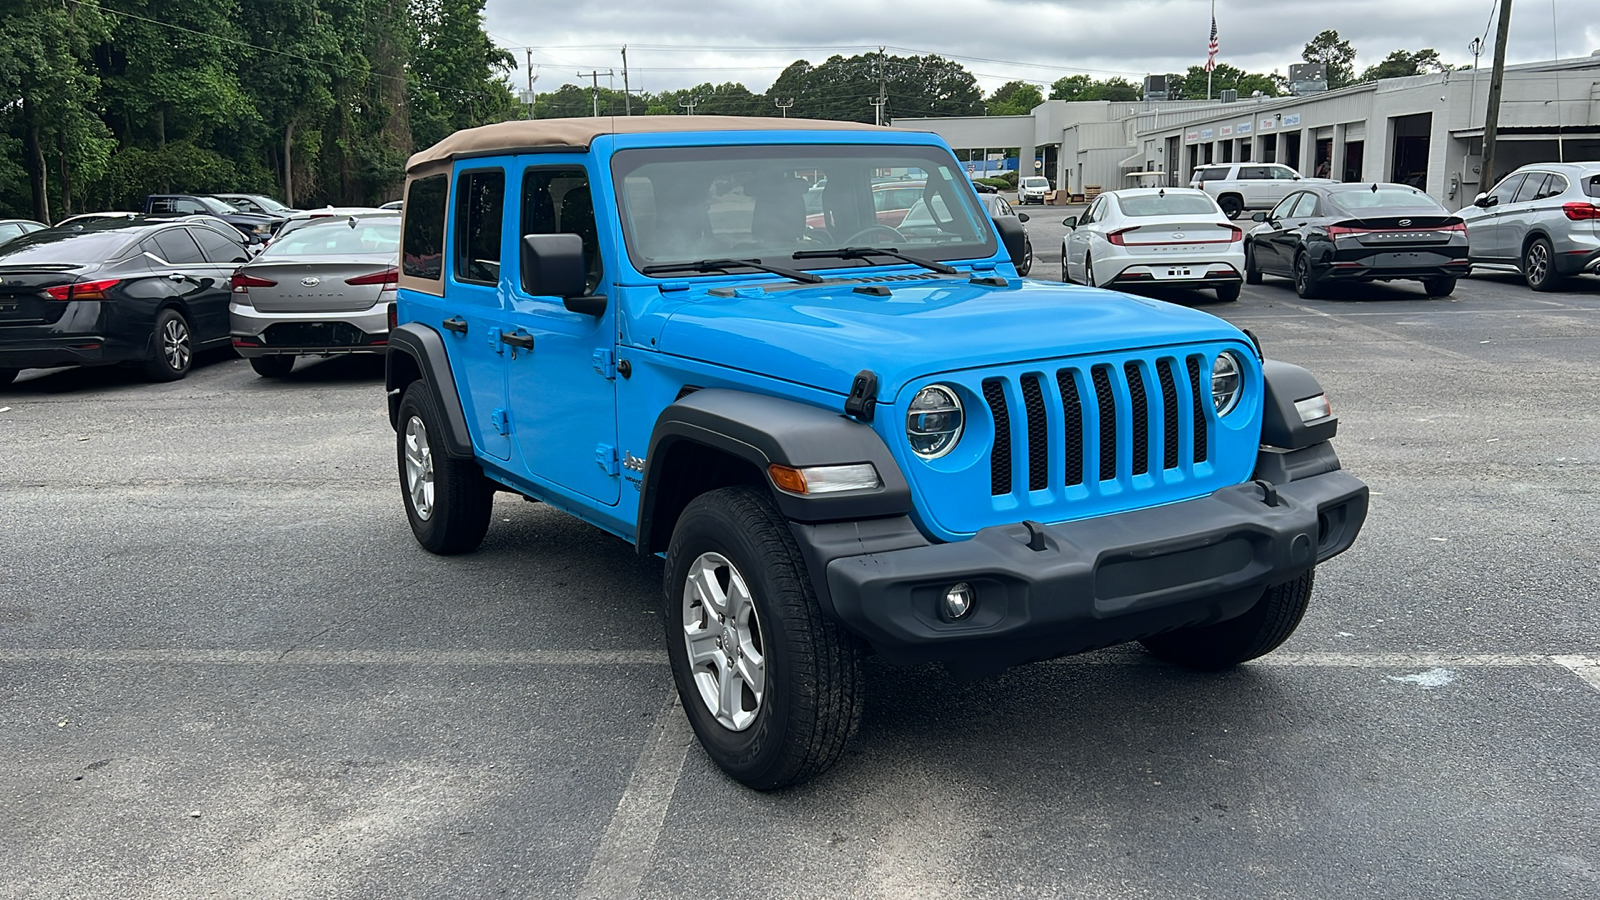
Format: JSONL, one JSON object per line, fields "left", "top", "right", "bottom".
{"left": 1525, "top": 243, "right": 1549, "bottom": 285}
{"left": 403, "top": 415, "right": 435, "bottom": 520}
{"left": 162, "top": 317, "right": 191, "bottom": 371}
{"left": 682, "top": 551, "right": 767, "bottom": 731}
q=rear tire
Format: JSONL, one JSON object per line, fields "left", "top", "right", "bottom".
{"left": 1218, "top": 195, "right": 1244, "bottom": 219}
{"left": 1422, "top": 277, "right": 1456, "bottom": 298}
{"left": 249, "top": 355, "right": 296, "bottom": 378}
{"left": 664, "top": 486, "right": 863, "bottom": 790}
{"left": 1522, "top": 237, "right": 1563, "bottom": 292}
{"left": 142, "top": 308, "right": 193, "bottom": 381}
{"left": 1214, "top": 283, "right": 1241, "bottom": 302}
{"left": 396, "top": 383, "right": 494, "bottom": 555}
{"left": 1292, "top": 253, "right": 1323, "bottom": 300}
{"left": 1139, "top": 569, "right": 1315, "bottom": 671}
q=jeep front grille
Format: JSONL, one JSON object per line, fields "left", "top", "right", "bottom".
{"left": 985, "top": 354, "right": 1213, "bottom": 496}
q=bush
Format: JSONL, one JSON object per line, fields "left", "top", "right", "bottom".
{"left": 975, "top": 177, "right": 1011, "bottom": 191}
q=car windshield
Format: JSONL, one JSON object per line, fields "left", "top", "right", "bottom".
{"left": 1329, "top": 188, "right": 1443, "bottom": 211}
{"left": 260, "top": 219, "right": 400, "bottom": 257}
{"left": 1117, "top": 193, "right": 1217, "bottom": 217}
{"left": 250, "top": 196, "right": 291, "bottom": 214}
{"left": 0, "top": 229, "right": 136, "bottom": 264}
{"left": 1022, "top": 177, "right": 1049, "bottom": 188}
{"left": 199, "top": 196, "right": 239, "bottom": 215}
{"left": 610, "top": 143, "right": 996, "bottom": 273}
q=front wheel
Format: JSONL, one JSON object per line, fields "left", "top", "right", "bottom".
{"left": 1422, "top": 277, "right": 1456, "bottom": 298}
{"left": 249, "top": 355, "right": 296, "bottom": 378}
{"left": 664, "top": 486, "right": 863, "bottom": 790}
{"left": 143, "top": 308, "right": 193, "bottom": 381}
{"left": 1017, "top": 238, "right": 1033, "bottom": 277}
{"left": 396, "top": 383, "right": 494, "bottom": 554}
{"left": 1085, "top": 254, "right": 1096, "bottom": 288}
{"left": 1244, "top": 244, "right": 1263, "bottom": 285}
{"left": 1139, "top": 569, "right": 1315, "bottom": 670}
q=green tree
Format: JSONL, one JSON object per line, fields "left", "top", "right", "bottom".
{"left": 409, "top": 0, "right": 517, "bottom": 150}
{"left": 1170, "top": 64, "right": 1284, "bottom": 100}
{"left": 987, "top": 80, "right": 1043, "bottom": 116}
{"left": 1361, "top": 49, "right": 1446, "bottom": 82}
{"left": 1303, "top": 29, "right": 1358, "bottom": 89}
{"left": 1046, "top": 74, "right": 1141, "bottom": 102}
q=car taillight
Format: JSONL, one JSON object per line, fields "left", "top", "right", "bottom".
{"left": 346, "top": 267, "right": 399, "bottom": 292}
{"left": 387, "top": 302, "right": 398, "bottom": 332}
{"left": 231, "top": 272, "right": 277, "bottom": 292}
{"left": 1327, "top": 225, "right": 1363, "bottom": 237}
{"left": 1226, "top": 226, "right": 1243, "bottom": 242}
{"left": 1107, "top": 227, "right": 1140, "bottom": 246}
{"left": 1439, "top": 221, "right": 1468, "bottom": 233}
{"left": 44, "top": 278, "right": 121, "bottom": 301}
{"left": 1562, "top": 202, "right": 1600, "bottom": 221}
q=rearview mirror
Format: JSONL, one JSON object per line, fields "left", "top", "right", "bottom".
{"left": 1061, "top": 216, "right": 1078, "bottom": 229}
{"left": 1251, "top": 212, "right": 1268, "bottom": 222}
{"left": 521, "top": 233, "right": 605, "bottom": 315}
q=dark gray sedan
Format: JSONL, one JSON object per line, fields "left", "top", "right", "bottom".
{"left": 228, "top": 215, "right": 399, "bottom": 378}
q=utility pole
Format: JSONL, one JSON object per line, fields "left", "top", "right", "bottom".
{"left": 872, "top": 46, "right": 889, "bottom": 126}
{"left": 522, "top": 49, "right": 538, "bottom": 120}
{"left": 1481, "top": 0, "right": 1514, "bottom": 190}
{"left": 621, "top": 46, "right": 632, "bottom": 116}
{"left": 1467, "top": 37, "right": 1483, "bottom": 130}
{"left": 576, "top": 69, "right": 614, "bottom": 118}
{"left": 679, "top": 96, "right": 697, "bottom": 115}
{"left": 774, "top": 98, "right": 793, "bottom": 118}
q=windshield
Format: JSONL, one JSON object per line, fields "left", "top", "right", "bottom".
{"left": 260, "top": 219, "right": 400, "bottom": 257}
{"left": 1329, "top": 188, "right": 1443, "bottom": 211}
{"left": 1117, "top": 193, "right": 1218, "bottom": 217}
{"left": 0, "top": 229, "right": 137, "bottom": 264}
{"left": 199, "top": 196, "right": 239, "bottom": 215}
{"left": 611, "top": 144, "right": 997, "bottom": 273}
{"left": 1022, "top": 177, "right": 1049, "bottom": 188}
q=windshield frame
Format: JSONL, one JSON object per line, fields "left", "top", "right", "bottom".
{"left": 608, "top": 141, "right": 1000, "bottom": 278}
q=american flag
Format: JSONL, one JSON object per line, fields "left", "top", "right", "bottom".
{"left": 1205, "top": 8, "right": 1219, "bottom": 72}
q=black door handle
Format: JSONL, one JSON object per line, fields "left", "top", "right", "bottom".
{"left": 442, "top": 317, "right": 468, "bottom": 335}
{"left": 501, "top": 331, "right": 534, "bottom": 350}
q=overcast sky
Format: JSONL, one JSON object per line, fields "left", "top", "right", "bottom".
{"left": 484, "top": 0, "right": 1599, "bottom": 100}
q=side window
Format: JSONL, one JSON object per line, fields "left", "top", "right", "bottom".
{"left": 402, "top": 174, "right": 449, "bottom": 280}
{"left": 1268, "top": 193, "right": 1298, "bottom": 220}
{"left": 1079, "top": 198, "right": 1099, "bottom": 225}
{"left": 1238, "top": 166, "right": 1270, "bottom": 180}
{"left": 1290, "top": 193, "right": 1319, "bottom": 218}
{"left": 1585, "top": 174, "right": 1600, "bottom": 199}
{"left": 1511, "top": 174, "right": 1547, "bottom": 204}
{"left": 171, "top": 198, "right": 206, "bottom": 215}
{"left": 192, "top": 227, "right": 250, "bottom": 264}
{"left": 0, "top": 224, "right": 19, "bottom": 241}
{"left": 454, "top": 169, "right": 505, "bottom": 285}
{"left": 521, "top": 167, "right": 601, "bottom": 295}
{"left": 1486, "top": 174, "right": 1525, "bottom": 206}
{"left": 152, "top": 228, "right": 205, "bottom": 264}
{"left": 148, "top": 197, "right": 176, "bottom": 214}
{"left": 1270, "top": 166, "right": 1298, "bottom": 180}
{"left": 1533, "top": 174, "right": 1566, "bottom": 201}
{"left": 996, "top": 197, "right": 1012, "bottom": 217}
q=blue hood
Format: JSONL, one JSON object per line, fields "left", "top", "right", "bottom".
{"left": 655, "top": 276, "right": 1250, "bottom": 401}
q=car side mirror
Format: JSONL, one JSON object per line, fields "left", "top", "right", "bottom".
{"left": 1473, "top": 192, "right": 1493, "bottom": 208}
{"left": 1251, "top": 212, "right": 1268, "bottom": 222}
{"left": 992, "top": 215, "right": 1027, "bottom": 268}
{"left": 520, "top": 233, "right": 604, "bottom": 315}
{"left": 1016, "top": 212, "right": 1030, "bottom": 223}
{"left": 1061, "top": 216, "right": 1078, "bottom": 229}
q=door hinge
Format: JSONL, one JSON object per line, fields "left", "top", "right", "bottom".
{"left": 491, "top": 407, "right": 512, "bottom": 435}
{"left": 592, "top": 348, "right": 616, "bottom": 379}
{"left": 595, "top": 443, "right": 619, "bottom": 475}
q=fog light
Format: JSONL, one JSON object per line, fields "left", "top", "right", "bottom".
{"left": 943, "top": 583, "right": 975, "bottom": 619}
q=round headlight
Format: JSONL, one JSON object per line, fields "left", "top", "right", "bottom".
{"left": 1211, "top": 352, "right": 1242, "bottom": 417}
{"left": 907, "top": 385, "right": 963, "bottom": 459}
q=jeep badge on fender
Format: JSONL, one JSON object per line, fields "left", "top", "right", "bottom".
{"left": 383, "top": 117, "right": 1368, "bottom": 791}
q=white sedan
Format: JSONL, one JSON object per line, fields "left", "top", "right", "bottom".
{"left": 1061, "top": 188, "right": 1246, "bottom": 302}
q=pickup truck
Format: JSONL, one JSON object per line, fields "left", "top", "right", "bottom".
{"left": 384, "top": 117, "right": 1369, "bottom": 789}
{"left": 144, "top": 194, "right": 284, "bottom": 242}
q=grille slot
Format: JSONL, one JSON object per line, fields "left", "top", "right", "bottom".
{"left": 983, "top": 378, "right": 1012, "bottom": 496}
{"left": 1123, "top": 362, "right": 1149, "bottom": 476}
{"left": 1021, "top": 375, "right": 1049, "bottom": 491}
{"left": 1056, "top": 370, "right": 1084, "bottom": 486}
{"left": 1186, "top": 355, "right": 1209, "bottom": 464}
{"left": 1091, "top": 366, "right": 1117, "bottom": 481}
{"left": 1157, "top": 360, "right": 1180, "bottom": 470}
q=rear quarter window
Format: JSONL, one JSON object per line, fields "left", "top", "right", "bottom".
{"left": 1585, "top": 174, "right": 1600, "bottom": 199}
{"left": 402, "top": 174, "right": 449, "bottom": 280}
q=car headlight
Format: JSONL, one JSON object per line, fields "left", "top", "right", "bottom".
{"left": 1211, "top": 352, "right": 1242, "bottom": 416}
{"left": 907, "top": 384, "right": 963, "bottom": 459}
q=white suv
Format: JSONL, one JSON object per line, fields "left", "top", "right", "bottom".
{"left": 1190, "top": 164, "right": 1328, "bottom": 219}
{"left": 1017, "top": 176, "right": 1051, "bottom": 205}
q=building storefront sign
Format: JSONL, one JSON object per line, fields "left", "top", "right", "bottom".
{"left": 1220, "top": 125, "right": 1233, "bottom": 136}
{"left": 1237, "top": 121, "right": 1251, "bottom": 134}
{"left": 1186, "top": 130, "right": 1199, "bottom": 142}
{"left": 1200, "top": 128, "right": 1214, "bottom": 139}
{"left": 1259, "top": 117, "right": 1276, "bottom": 131}
{"left": 1282, "top": 112, "right": 1301, "bottom": 127}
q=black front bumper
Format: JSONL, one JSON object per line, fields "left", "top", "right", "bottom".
{"left": 791, "top": 448, "right": 1367, "bottom": 675}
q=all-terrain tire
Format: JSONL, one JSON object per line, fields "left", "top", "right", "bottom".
{"left": 1139, "top": 569, "right": 1316, "bottom": 671}
{"left": 396, "top": 383, "right": 494, "bottom": 554}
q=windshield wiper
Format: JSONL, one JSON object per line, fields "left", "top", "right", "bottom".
{"left": 639, "top": 258, "right": 822, "bottom": 284}
{"left": 791, "top": 246, "right": 959, "bottom": 275}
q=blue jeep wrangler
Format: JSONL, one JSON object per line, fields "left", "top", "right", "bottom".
{"left": 385, "top": 117, "right": 1368, "bottom": 790}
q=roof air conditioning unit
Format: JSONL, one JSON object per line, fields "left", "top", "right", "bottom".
{"left": 1219, "top": 89, "right": 1238, "bottom": 103}
{"left": 1289, "top": 63, "right": 1328, "bottom": 96}
{"left": 1144, "top": 74, "right": 1169, "bottom": 101}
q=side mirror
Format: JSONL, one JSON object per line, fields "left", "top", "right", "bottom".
{"left": 1473, "top": 192, "right": 1493, "bottom": 208}
{"left": 1016, "top": 212, "right": 1030, "bottom": 224}
{"left": 521, "top": 233, "right": 604, "bottom": 315}
{"left": 1061, "top": 216, "right": 1078, "bottom": 229}
{"left": 992, "top": 216, "right": 1027, "bottom": 268}
{"left": 1251, "top": 212, "right": 1268, "bottom": 222}
{"left": 1292, "top": 174, "right": 1302, "bottom": 180}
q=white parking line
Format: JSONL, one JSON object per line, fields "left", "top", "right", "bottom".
{"left": 0, "top": 648, "right": 664, "bottom": 666}
{"left": 576, "top": 691, "right": 694, "bottom": 900}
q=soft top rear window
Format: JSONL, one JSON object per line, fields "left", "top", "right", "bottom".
{"left": 402, "top": 175, "right": 448, "bottom": 279}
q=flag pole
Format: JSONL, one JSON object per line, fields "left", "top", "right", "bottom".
{"left": 1206, "top": 0, "right": 1215, "bottom": 100}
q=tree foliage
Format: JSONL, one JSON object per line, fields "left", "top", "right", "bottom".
{"left": 1048, "top": 75, "right": 1141, "bottom": 102}
{"left": 987, "top": 80, "right": 1043, "bottom": 116}
{"left": 1169, "top": 64, "right": 1285, "bottom": 100}
{"left": 1360, "top": 49, "right": 1447, "bottom": 82}
{"left": 1303, "top": 29, "right": 1358, "bottom": 89}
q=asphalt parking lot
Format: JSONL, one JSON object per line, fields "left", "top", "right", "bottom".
{"left": 4, "top": 255, "right": 1599, "bottom": 898}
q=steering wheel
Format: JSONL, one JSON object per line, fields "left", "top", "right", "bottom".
{"left": 841, "top": 224, "right": 906, "bottom": 245}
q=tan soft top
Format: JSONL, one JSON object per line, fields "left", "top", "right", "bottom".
{"left": 405, "top": 116, "right": 900, "bottom": 173}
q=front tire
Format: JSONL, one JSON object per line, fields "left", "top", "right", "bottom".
{"left": 1085, "top": 254, "right": 1096, "bottom": 288}
{"left": 1422, "top": 277, "right": 1456, "bottom": 298}
{"left": 142, "top": 308, "right": 193, "bottom": 381}
{"left": 663, "top": 486, "right": 863, "bottom": 790}
{"left": 250, "top": 355, "right": 296, "bottom": 378}
{"left": 1522, "top": 237, "right": 1563, "bottom": 292}
{"left": 1139, "top": 569, "right": 1315, "bottom": 671}
{"left": 396, "top": 383, "right": 494, "bottom": 554}
{"left": 1017, "top": 238, "right": 1033, "bottom": 276}
{"left": 1244, "top": 243, "right": 1263, "bottom": 285}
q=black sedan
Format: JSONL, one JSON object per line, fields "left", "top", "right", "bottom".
{"left": 1244, "top": 183, "right": 1470, "bottom": 298}
{"left": 0, "top": 218, "right": 251, "bottom": 385}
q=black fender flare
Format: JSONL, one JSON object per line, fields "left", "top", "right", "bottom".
{"left": 636, "top": 389, "right": 912, "bottom": 555}
{"left": 1260, "top": 360, "right": 1338, "bottom": 450}
{"left": 385, "top": 323, "right": 474, "bottom": 459}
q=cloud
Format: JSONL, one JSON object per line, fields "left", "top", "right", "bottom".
{"left": 485, "top": 0, "right": 1598, "bottom": 95}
